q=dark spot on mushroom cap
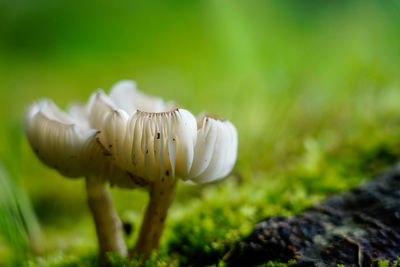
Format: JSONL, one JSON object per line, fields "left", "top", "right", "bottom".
{"left": 205, "top": 114, "right": 226, "bottom": 122}
{"left": 123, "top": 222, "right": 133, "bottom": 236}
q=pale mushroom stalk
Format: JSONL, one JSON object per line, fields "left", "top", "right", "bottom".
{"left": 130, "top": 178, "right": 178, "bottom": 257}
{"left": 86, "top": 175, "right": 127, "bottom": 261}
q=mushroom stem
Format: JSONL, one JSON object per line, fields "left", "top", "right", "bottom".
{"left": 86, "top": 176, "right": 127, "bottom": 262}
{"left": 130, "top": 178, "right": 178, "bottom": 259}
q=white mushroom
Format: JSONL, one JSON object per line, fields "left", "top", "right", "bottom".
{"left": 25, "top": 80, "right": 238, "bottom": 261}
{"left": 24, "top": 81, "right": 168, "bottom": 262}
{"left": 100, "top": 95, "right": 238, "bottom": 258}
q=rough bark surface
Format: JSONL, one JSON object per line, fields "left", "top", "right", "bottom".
{"left": 225, "top": 166, "right": 400, "bottom": 267}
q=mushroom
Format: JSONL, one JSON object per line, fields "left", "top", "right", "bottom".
{"left": 25, "top": 80, "right": 238, "bottom": 261}
{"left": 100, "top": 84, "right": 238, "bottom": 258}
{"left": 24, "top": 80, "right": 167, "bottom": 262}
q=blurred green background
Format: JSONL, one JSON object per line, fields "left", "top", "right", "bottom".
{"left": 2, "top": 0, "right": 400, "bottom": 266}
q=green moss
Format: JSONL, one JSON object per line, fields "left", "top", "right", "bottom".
{"left": 376, "top": 257, "right": 400, "bottom": 267}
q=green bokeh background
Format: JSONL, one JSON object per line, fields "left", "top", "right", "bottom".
{"left": 1, "top": 0, "right": 400, "bottom": 266}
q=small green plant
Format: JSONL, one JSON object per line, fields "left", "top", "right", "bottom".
{"left": 0, "top": 162, "right": 41, "bottom": 262}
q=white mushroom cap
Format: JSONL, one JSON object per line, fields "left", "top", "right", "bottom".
{"left": 25, "top": 98, "right": 149, "bottom": 188}
{"left": 189, "top": 115, "right": 238, "bottom": 183}
{"left": 101, "top": 109, "right": 238, "bottom": 184}
{"left": 25, "top": 80, "right": 238, "bottom": 187}
{"left": 25, "top": 99, "right": 98, "bottom": 177}
{"left": 102, "top": 108, "right": 199, "bottom": 181}
{"left": 23, "top": 80, "right": 167, "bottom": 188}
{"left": 109, "top": 80, "right": 167, "bottom": 115}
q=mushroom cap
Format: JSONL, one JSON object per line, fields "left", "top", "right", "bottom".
{"left": 25, "top": 98, "right": 148, "bottom": 188}
{"left": 101, "top": 102, "right": 238, "bottom": 184}
{"left": 25, "top": 80, "right": 238, "bottom": 187}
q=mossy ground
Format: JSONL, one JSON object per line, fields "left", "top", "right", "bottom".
{"left": 2, "top": 1, "right": 400, "bottom": 266}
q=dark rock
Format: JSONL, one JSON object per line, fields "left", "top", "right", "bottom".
{"left": 225, "top": 165, "right": 400, "bottom": 267}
